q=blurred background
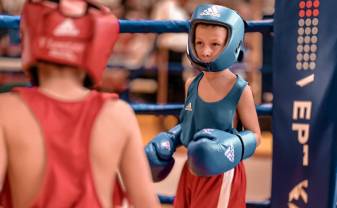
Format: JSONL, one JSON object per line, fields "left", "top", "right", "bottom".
{"left": 0, "top": 0, "right": 275, "bottom": 204}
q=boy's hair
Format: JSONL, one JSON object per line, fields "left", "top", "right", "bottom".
{"left": 194, "top": 23, "right": 229, "bottom": 44}
{"left": 195, "top": 22, "right": 227, "bottom": 29}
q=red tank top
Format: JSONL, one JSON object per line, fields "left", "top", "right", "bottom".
{"left": 0, "top": 87, "right": 126, "bottom": 207}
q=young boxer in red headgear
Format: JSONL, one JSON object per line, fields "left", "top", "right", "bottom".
{"left": 0, "top": 1, "right": 160, "bottom": 207}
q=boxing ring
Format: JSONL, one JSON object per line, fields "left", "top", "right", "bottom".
{"left": 1, "top": 0, "right": 337, "bottom": 206}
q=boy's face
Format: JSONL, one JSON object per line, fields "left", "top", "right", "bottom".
{"left": 194, "top": 24, "right": 227, "bottom": 63}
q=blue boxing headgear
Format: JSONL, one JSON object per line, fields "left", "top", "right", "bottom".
{"left": 187, "top": 4, "right": 245, "bottom": 72}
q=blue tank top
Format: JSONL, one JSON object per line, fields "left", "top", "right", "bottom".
{"left": 180, "top": 72, "right": 247, "bottom": 146}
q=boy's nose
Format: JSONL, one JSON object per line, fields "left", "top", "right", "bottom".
{"left": 201, "top": 47, "right": 212, "bottom": 58}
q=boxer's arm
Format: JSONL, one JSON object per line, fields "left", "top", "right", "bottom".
{"left": 118, "top": 101, "right": 160, "bottom": 208}
{"left": 0, "top": 123, "right": 7, "bottom": 192}
{"left": 237, "top": 85, "right": 261, "bottom": 146}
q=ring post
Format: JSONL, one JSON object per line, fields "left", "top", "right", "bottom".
{"left": 272, "top": 0, "right": 337, "bottom": 207}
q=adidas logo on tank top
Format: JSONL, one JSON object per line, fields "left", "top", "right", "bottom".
{"left": 185, "top": 102, "right": 193, "bottom": 111}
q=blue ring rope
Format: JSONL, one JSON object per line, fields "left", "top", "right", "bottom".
{"left": 131, "top": 103, "right": 272, "bottom": 116}
{"left": 0, "top": 15, "right": 273, "bottom": 33}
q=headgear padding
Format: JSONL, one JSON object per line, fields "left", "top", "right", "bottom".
{"left": 187, "top": 4, "right": 245, "bottom": 72}
{"left": 20, "top": 0, "right": 120, "bottom": 87}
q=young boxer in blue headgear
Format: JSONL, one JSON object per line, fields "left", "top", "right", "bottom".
{"left": 145, "top": 4, "right": 261, "bottom": 208}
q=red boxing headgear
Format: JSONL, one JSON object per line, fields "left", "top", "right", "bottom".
{"left": 20, "top": 0, "right": 120, "bottom": 87}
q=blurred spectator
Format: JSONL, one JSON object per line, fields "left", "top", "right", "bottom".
{"left": 100, "top": 5, "right": 156, "bottom": 101}
{"left": 1, "top": 0, "right": 25, "bottom": 14}
{"left": 239, "top": 0, "right": 263, "bottom": 104}
{"left": 261, "top": 0, "right": 275, "bottom": 103}
{"left": 151, "top": 0, "right": 189, "bottom": 103}
{"left": 223, "top": 0, "right": 263, "bottom": 104}
{"left": 152, "top": 0, "right": 188, "bottom": 52}
{"left": 110, "top": 9, "right": 155, "bottom": 69}
{"left": 0, "top": 0, "right": 25, "bottom": 57}
{"left": 0, "top": 0, "right": 25, "bottom": 89}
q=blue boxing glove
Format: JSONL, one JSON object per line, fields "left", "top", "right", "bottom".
{"left": 187, "top": 128, "right": 256, "bottom": 176}
{"left": 145, "top": 124, "right": 182, "bottom": 182}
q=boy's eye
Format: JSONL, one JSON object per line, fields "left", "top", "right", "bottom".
{"left": 195, "top": 41, "right": 203, "bottom": 45}
{"left": 212, "top": 42, "right": 221, "bottom": 47}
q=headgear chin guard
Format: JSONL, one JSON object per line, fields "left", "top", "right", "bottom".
{"left": 187, "top": 4, "right": 245, "bottom": 72}
{"left": 20, "top": 0, "right": 120, "bottom": 87}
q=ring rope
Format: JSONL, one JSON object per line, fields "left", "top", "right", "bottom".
{"left": 0, "top": 15, "right": 273, "bottom": 33}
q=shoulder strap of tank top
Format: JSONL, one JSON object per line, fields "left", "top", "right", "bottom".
{"left": 11, "top": 87, "right": 38, "bottom": 101}
{"left": 99, "top": 92, "right": 119, "bottom": 100}
{"left": 186, "top": 72, "right": 204, "bottom": 98}
{"left": 179, "top": 72, "right": 203, "bottom": 122}
{"left": 228, "top": 74, "right": 248, "bottom": 106}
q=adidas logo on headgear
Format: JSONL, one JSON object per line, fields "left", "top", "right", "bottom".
{"left": 53, "top": 19, "right": 80, "bottom": 36}
{"left": 200, "top": 6, "right": 220, "bottom": 17}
